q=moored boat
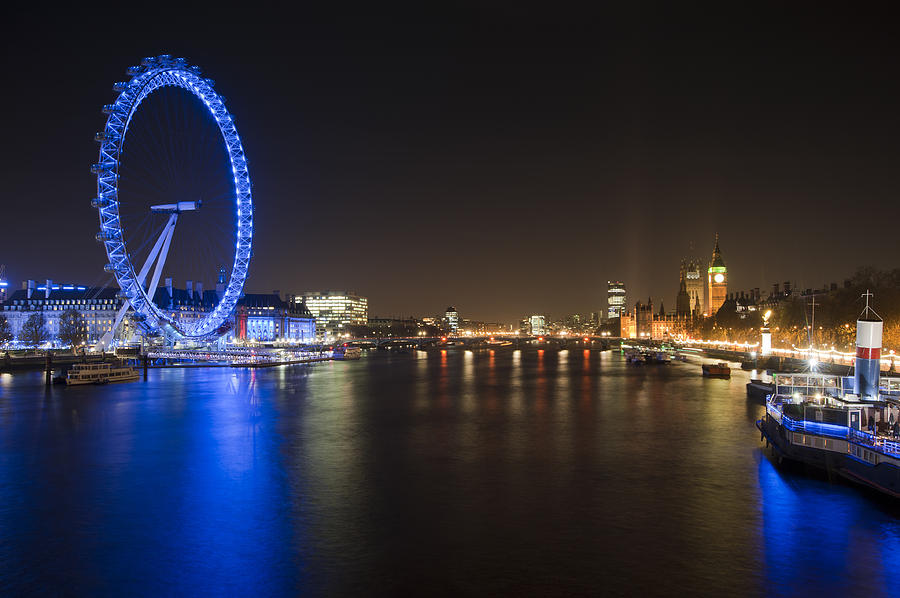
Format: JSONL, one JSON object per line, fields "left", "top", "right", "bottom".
{"left": 702, "top": 362, "right": 731, "bottom": 378}
{"left": 757, "top": 295, "right": 900, "bottom": 498}
{"left": 746, "top": 379, "right": 775, "bottom": 401}
{"left": 66, "top": 362, "right": 139, "bottom": 385}
{"left": 333, "top": 346, "right": 362, "bottom": 360}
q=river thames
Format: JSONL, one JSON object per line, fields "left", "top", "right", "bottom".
{"left": 2, "top": 349, "right": 899, "bottom": 596}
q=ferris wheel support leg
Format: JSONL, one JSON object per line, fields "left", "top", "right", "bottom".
{"left": 97, "top": 215, "right": 179, "bottom": 352}
{"left": 98, "top": 299, "right": 133, "bottom": 351}
{"left": 145, "top": 214, "right": 178, "bottom": 298}
{"left": 136, "top": 214, "right": 177, "bottom": 287}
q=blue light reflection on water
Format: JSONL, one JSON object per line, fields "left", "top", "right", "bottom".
{"left": 0, "top": 368, "right": 304, "bottom": 595}
{"left": 758, "top": 440, "right": 900, "bottom": 596}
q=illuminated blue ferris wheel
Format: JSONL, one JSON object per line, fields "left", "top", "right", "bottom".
{"left": 92, "top": 55, "right": 253, "bottom": 345}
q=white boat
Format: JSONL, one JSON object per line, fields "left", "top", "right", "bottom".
{"left": 333, "top": 346, "right": 362, "bottom": 360}
{"left": 66, "top": 362, "right": 139, "bottom": 385}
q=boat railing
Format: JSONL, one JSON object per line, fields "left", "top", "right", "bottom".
{"left": 780, "top": 414, "right": 851, "bottom": 441}
{"left": 848, "top": 427, "right": 875, "bottom": 445}
{"left": 878, "top": 438, "right": 900, "bottom": 455}
{"left": 771, "top": 403, "right": 900, "bottom": 457}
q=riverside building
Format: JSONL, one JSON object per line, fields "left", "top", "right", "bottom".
{"left": 1, "top": 280, "right": 124, "bottom": 344}
{"left": 296, "top": 290, "right": 368, "bottom": 339}
{"left": 234, "top": 293, "right": 316, "bottom": 343}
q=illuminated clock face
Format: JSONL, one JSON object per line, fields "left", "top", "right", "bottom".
{"left": 714, "top": 273, "right": 725, "bottom": 283}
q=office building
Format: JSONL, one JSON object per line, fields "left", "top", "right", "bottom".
{"left": 296, "top": 290, "right": 368, "bottom": 338}
{"left": 528, "top": 314, "right": 546, "bottom": 336}
{"left": 444, "top": 307, "right": 460, "bottom": 334}
{"left": 607, "top": 281, "right": 626, "bottom": 319}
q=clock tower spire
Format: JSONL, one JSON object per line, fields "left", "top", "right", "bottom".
{"left": 707, "top": 233, "right": 727, "bottom": 315}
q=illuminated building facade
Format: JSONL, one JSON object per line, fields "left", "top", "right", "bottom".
{"left": 529, "top": 315, "right": 546, "bottom": 336}
{"left": 607, "top": 281, "right": 626, "bottom": 319}
{"left": 151, "top": 278, "right": 220, "bottom": 332}
{"left": 684, "top": 259, "right": 704, "bottom": 316}
{"left": 651, "top": 314, "right": 688, "bottom": 340}
{"left": 707, "top": 235, "right": 727, "bottom": 316}
{"left": 619, "top": 311, "right": 636, "bottom": 338}
{"left": 235, "top": 294, "right": 315, "bottom": 343}
{"left": 296, "top": 290, "right": 368, "bottom": 338}
{"left": 444, "top": 307, "right": 460, "bottom": 334}
{"left": 635, "top": 299, "right": 653, "bottom": 338}
{"left": 1, "top": 280, "right": 124, "bottom": 343}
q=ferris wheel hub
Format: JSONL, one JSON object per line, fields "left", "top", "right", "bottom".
{"left": 150, "top": 201, "right": 201, "bottom": 214}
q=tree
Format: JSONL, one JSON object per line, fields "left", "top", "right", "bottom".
{"left": 58, "top": 308, "right": 87, "bottom": 349}
{"left": 0, "top": 314, "right": 12, "bottom": 345}
{"left": 21, "top": 312, "right": 50, "bottom": 347}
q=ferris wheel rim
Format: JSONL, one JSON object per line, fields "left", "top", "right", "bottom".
{"left": 93, "top": 55, "right": 253, "bottom": 340}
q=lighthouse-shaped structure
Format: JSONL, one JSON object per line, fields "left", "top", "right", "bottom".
{"left": 855, "top": 291, "right": 883, "bottom": 400}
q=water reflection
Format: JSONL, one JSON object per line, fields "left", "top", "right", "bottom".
{"left": 1, "top": 353, "right": 899, "bottom": 595}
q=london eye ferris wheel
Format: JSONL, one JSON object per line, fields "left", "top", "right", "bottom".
{"left": 92, "top": 55, "right": 253, "bottom": 346}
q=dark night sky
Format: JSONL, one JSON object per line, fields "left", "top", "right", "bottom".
{"left": 3, "top": 4, "right": 899, "bottom": 323}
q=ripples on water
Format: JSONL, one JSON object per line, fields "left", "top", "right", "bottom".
{"left": 1, "top": 349, "right": 899, "bottom": 596}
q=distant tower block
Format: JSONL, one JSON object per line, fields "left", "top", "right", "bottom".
{"left": 707, "top": 234, "right": 727, "bottom": 316}
{"left": 607, "top": 281, "right": 626, "bottom": 319}
{"left": 855, "top": 292, "right": 883, "bottom": 399}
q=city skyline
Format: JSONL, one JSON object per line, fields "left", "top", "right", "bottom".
{"left": 4, "top": 6, "right": 900, "bottom": 323}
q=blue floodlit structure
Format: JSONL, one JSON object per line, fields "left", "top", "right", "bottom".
{"left": 93, "top": 55, "right": 253, "bottom": 340}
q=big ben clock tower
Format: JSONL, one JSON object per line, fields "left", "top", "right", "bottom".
{"left": 707, "top": 234, "right": 727, "bottom": 315}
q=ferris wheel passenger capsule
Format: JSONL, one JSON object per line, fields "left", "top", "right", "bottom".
{"left": 112, "top": 81, "right": 129, "bottom": 92}
{"left": 126, "top": 65, "right": 143, "bottom": 77}
{"left": 95, "top": 230, "right": 122, "bottom": 242}
{"left": 94, "top": 132, "right": 119, "bottom": 143}
{"left": 91, "top": 162, "right": 115, "bottom": 174}
{"left": 91, "top": 197, "right": 113, "bottom": 208}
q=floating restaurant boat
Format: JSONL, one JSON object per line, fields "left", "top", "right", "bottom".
{"left": 757, "top": 295, "right": 900, "bottom": 498}
{"left": 702, "top": 362, "right": 731, "bottom": 378}
{"left": 66, "top": 362, "right": 139, "bottom": 385}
